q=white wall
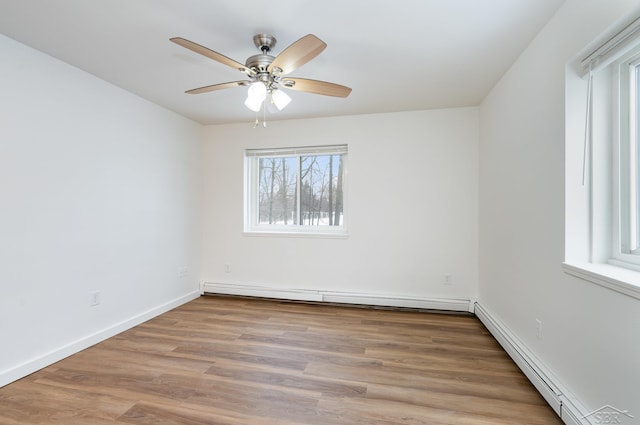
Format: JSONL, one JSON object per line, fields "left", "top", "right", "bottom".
{"left": 479, "top": 0, "right": 640, "bottom": 421}
{"left": 202, "top": 109, "right": 478, "bottom": 305}
{"left": 0, "top": 34, "right": 203, "bottom": 386}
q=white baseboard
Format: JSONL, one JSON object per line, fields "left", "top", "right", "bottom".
{"left": 201, "top": 281, "right": 471, "bottom": 312}
{"left": 474, "top": 302, "right": 590, "bottom": 425}
{"left": 0, "top": 290, "right": 200, "bottom": 388}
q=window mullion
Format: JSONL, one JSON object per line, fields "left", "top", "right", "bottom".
{"left": 296, "top": 156, "right": 302, "bottom": 226}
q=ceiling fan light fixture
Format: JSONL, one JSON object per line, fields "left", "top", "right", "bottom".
{"left": 171, "top": 33, "right": 351, "bottom": 121}
{"left": 271, "top": 89, "right": 291, "bottom": 111}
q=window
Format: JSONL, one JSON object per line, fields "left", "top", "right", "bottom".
{"left": 588, "top": 43, "right": 640, "bottom": 270}
{"left": 564, "top": 16, "right": 640, "bottom": 300}
{"left": 573, "top": 17, "right": 640, "bottom": 269}
{"left": 616, "top": 50, "right": 640, "bottom": 263}
{"left": 244, "top": 145, "right": 347, "bottom": 236}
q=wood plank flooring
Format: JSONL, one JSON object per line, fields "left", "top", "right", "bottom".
{"left": 0, "top": 295, "right": 563, "bottom": 424}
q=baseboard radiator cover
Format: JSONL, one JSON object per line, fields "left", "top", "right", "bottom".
{"left": 0, "top": 290, "right": 201, "bottom": 388}
{"left": 474, "top": 302, "right": 591, "bottom": 425}
{"left": 201, "top": 281, "right": 472, "bottom": 312}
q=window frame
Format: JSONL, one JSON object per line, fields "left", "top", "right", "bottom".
{"left": 244, "top": 145, "right": 348, "bottom": 237}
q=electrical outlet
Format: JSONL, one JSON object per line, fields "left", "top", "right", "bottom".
{"left": 178, "top": 266, "right": 188, "bottom": 278}
{"left": 444, "top": 274, "right": 452, "bottom": 285}
{"left": 90, "top": 291, "right": 100, "bottom": 307}
{"left": 224, "top": 264, "right": 231, "bottom": 274}
{"left": 535, "top": 319, "right": 542, "bottom": 339}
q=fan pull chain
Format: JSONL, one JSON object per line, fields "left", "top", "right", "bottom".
{"left": 252, "top": 102, "right": 268, "bottom": 128}
{"left": 263, "top": 101, "right": 267, "bottom": 127}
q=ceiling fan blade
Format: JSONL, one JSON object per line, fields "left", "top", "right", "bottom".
{"left": 170, "top": 37, "right": 255, "bottom": 76}
{"left": 185, "top": 81, "right": 250, "bottom": 95}
{"left": 269, "top": 34, "right": 327, "bottom": 75}
{"left": 281, "top": 78, "right": 352, "bottom": 97}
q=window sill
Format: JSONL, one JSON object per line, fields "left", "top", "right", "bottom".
{"left": 243, "top": 230, "right": 348, "bottom": 239}
{"left": 562, "top": 262, "right": 640, "bottom": 300}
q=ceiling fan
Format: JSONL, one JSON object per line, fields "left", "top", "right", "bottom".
{"left": 170, "top": 33, "right": 352, "bottom": 113}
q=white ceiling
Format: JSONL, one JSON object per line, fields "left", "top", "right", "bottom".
{"left": 0, "top": 0, "right": 564, "bottom": 125}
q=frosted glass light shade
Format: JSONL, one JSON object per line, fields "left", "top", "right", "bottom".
{"left": 244, "top": 82, "right": 267, "bottom": 112}
{"left": 271, "top": 89, "right": 291, "bottom": 111}
{"left": 244, "top": 96, "right": 263, "bottom": 112}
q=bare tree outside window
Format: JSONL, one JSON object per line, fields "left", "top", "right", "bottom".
{"left": 251, "top": 147, "right": 346, "bottom": 231}
{"left": 258, "top": 157, "right": 297, "bottom": 225}
{"left": 300, "top": 155, "right": 343, "bottom": 226}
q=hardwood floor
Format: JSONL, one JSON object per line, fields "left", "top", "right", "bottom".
{"left": 0, "top": 295, "right": 563, "bottom": 425}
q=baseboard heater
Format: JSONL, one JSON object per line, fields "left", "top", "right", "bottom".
{"left": 200, "top": 282, "right": 472, "bottom": 312}
{"left": 201, "top": 282, "right": 324, "bottom": 302}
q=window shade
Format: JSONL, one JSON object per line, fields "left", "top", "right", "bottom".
{"left": 246, "top": 144, "right": 348, "bottom": 158}
{"left": 579, "top": 15, "right": 640, "bottom": 77}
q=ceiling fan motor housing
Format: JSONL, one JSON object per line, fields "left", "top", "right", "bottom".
{"left": 245, "top": 53, "right": 275, "bottom": 73}
{"left": 253, "top": 33, "right": 276, "bottom": 52}
{"left": 246, "top": 33, "right": 278, "bottom": 75}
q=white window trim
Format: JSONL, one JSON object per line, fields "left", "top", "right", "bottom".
{"left": 562, "top": 262, "right": 640, "bottom": 300}
{"left": 244, "top": 145, "right": 348, "bottom": 237}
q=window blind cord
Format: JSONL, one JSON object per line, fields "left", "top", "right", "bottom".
{"left": 582, "top": 64, "right": 593, "bottom": 186}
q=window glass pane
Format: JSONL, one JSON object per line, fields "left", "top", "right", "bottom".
{"left": 300, "top": 154, "right": 344, "bottom": 226}
{"left": 635, "top": 64, "right": 640, "bottom": 249}
{"left": 258, "top": 157, "right": 298, "bottom": 225}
